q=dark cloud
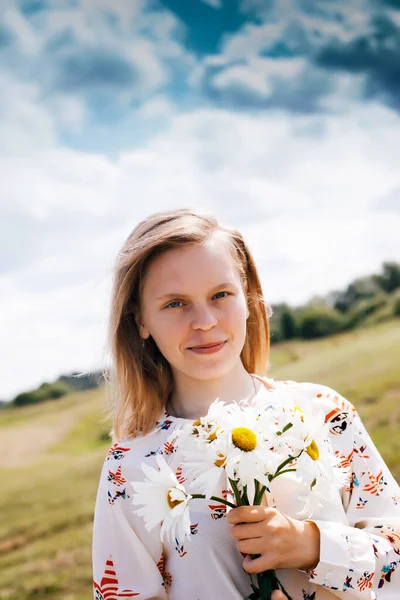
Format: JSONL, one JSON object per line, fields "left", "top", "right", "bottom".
{"left": 201, "top": 60, "right": 333, "bottom": 114}
{"left": 4, "top": 0, "right": 400, "bottom": 128}
{"left": 51, "top": 47, "right": 138, "bottom": 93}
{"left": 195, "top": 5, "right": 400, "bottom": 115}
{"left": 315, "top": 15, "right": 400, "bottom": 110}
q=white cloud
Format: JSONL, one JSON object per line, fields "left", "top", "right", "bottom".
{"left": 213, "top": 64, "right": 271, "bottom": 99}
{"left": 1, "top": 1, "right": 194, "bottom": 113}
{"left": 46, "top": 96, "right": 87, "bottom": 131}
{"left": 4, "top": 6, "right": 42, "bottom": 55}
{"left": 221, "top": 22, "right": 286, "bottom": 60}
{"left": 211, "top": 56, "right": 307, "bottom": 100}
{"left": 137, "top": 95, "right": 175, "bottom": 119}
{"left": 1, "top": 72, "right": 400, "bottom": 400}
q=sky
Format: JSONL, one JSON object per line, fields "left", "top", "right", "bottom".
{"left": 0, "top": 0, "right": 399, "bottom": 401}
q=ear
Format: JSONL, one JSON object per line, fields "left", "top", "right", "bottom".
{"left": 133, "top": 310, "right": 150, "bottom": 340}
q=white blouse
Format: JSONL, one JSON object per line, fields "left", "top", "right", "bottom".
{"left": 92, "top": 377, "right": 400, "bottom": 599}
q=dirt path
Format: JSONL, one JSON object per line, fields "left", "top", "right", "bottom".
{"left": 0, "top": 405, "right": 88, "bottom": 467}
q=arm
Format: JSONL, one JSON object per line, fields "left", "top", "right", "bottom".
{"left": 92, "top": 446, "right": 168, "bottom": 600}
{"left": 305, "top": 405, "right": 400, "bottom": 599}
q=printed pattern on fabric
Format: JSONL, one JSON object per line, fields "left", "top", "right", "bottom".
{"left": 92, "top": 378, "right": 400, "bottom": 600}
{"left": 105, "top": 444, "right": 132, "bottom": 461}
{"left": 93, "top": 556, "right": 140, "bottom": 598}
{"left": 157, "top": 554, "right": 173, "bottom": 589}
{"left": 304, "top": 384, "right": 400, "bottom": 598}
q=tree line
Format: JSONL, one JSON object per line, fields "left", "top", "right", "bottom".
{"left": 0, "top": 371, "right": 104, "bottom": 409}
{"left": 269, "top": 261, "right": 400, "bottom": 343}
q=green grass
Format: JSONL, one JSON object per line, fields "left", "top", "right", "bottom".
{"left": 0, "top": 389, "right": 100, "bottom": 429}
{"left": 1, "top": 317, "right": 399, "bottom": 599}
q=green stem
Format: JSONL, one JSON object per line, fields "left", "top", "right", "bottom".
{"left": 272, "top": 451, "right": 303, "bottom": 480}
{"left": 257, "top": 569, "right": 292, "bottom": 600}
{"left": 229, "top": 477, "right": 244, "bottom": 506}
{"left": 257, "top": 569, "right": 273, "bottom": 598}
{"left": 190, "top": 494, "right": 237, "bottom": 509}
{"left": 270, "top": 468, "right": 297, "bottom": 480}
{"left": 275, "top": 575, "right": 292, "bottom": 600}
{"left": 242, "top": 484, "right": 250, "bottom": 505}
{"left": 254, "top": 484, "right": 266, "bottom": 506}
{"left": 253, "top": 479, "right": 260, "bottom": 505}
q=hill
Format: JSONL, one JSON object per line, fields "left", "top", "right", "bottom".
{"left": 0, "top": 318, "right": 399, "bottom": 599}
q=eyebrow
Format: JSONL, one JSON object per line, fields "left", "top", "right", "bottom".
{"left": 156, "top": 282, "right": 237, "bottom": 301}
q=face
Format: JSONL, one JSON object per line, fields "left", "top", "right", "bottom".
{"left": 137, "top": 236, "right": 250, "bottom": 383}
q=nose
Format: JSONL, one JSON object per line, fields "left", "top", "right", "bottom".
{"left": 190, "top": 304, "right": 218, "bottom": 330}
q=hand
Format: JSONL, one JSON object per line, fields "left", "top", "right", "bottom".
{"left": 271, "top": 592, "right": 287, "bottom": 600}
{"left": 227, "top": 505, "right": 320, "bottom": 574}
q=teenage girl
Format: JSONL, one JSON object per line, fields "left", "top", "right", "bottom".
{"left": 92, "top": 208, "right": 400, "bottom": 599}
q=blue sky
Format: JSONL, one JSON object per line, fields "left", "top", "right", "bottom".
{"left": 1, "top": 0, "right": 400, "bottom": 399}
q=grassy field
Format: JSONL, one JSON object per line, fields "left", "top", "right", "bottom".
{"left": 1, "top": 318, "right": 399, "bottom": 599}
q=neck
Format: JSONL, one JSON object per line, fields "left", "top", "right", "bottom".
{"left": 167, "top": 362, "right": 263, "bottom": 420}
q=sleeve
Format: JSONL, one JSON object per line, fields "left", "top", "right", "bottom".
{"left": 305, "top": 406, "right": 400, "bottom": 599}
{"left": 92, "top": 447, "right": 168, "bottom": 600}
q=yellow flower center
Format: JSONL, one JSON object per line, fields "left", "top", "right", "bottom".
{"left": 214, "top": 453, "right": 226, "bottom": 468}
{"left": 231, "top": 427, "right": 257, "bottom": 451}
{"left": 306, "top": 440, "right": 319, "bottom": 461}
{"left": 167, "top": 489, "right": 184, "bottom": 510}
{"left": 294, "top": 406, "right": 304, "bottom": 422}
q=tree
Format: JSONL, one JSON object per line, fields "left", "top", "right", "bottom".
{"left": 297, "top": 307, "right": 345, "bottom": 339}
{"left": 334, "top": 276, "right": 383, "bottom": 313}
{"left": 280, "top": 304, "right": 297, "bottom": 340}
{"left": 373, "top": 261, "right": 400, "bottom": 294}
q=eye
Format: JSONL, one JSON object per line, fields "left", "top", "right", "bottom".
{"left": 164, "top": 291, "right": 231, "bottom": 310}
{"left": 214, "top": 291, "right": 230, "bottom": 300}
{"left": 164, "top": 300, "right": 184, "bottom": 309}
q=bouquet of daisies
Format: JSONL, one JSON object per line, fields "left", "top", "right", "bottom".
{"left": 131, "top": 390, "right": 349, "bottom": 600}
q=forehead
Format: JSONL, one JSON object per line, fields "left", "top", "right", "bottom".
{"left": 143, "top": 237, "right": 240, "bottom": 295}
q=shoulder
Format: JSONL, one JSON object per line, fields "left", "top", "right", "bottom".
{"left": 268, "top": 378, "right": 358, "bottom": 434}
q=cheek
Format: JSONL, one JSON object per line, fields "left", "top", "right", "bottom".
{"left": 225, "top": 296, "right": 248, "bottom": 326}
{"left": 151, "top": 314, "right": 185, "bottom": 350}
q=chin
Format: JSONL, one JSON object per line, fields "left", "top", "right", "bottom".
{"left": 185, "top": 358, "right": 239, "bottom": 381}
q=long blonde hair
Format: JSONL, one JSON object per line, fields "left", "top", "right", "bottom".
{"left": 103, "top": 208, "right": 272, "bottom": 442}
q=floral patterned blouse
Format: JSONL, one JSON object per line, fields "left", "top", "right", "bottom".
{"left": 92, "top": 376, "right": 400, "bottom": 599}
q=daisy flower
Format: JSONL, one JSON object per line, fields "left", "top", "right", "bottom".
{"left": 183, "top": 443, "right": 228, "bottom": 499}
{"left": 208, "top": 401, "right": 277, "bottom": 492}
{"left": 131, "top": 454, "right": 192, "bottom": 543}
{"left": 289, "top": 409, "right": 350, "bottom": 516}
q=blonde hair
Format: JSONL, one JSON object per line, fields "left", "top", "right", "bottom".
{"left": 103, "top": 208, "right": 272, "bottom": 442}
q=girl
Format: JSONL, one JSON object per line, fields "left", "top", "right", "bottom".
{"left": 92, "top": 208, "right": 400, "bottom": 599}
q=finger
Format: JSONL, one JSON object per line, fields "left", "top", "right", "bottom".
{"left": 271, "top": 591, "right": 286, "bottom": 600}
{"left": 237, "top": 536, "right": 265, "bottom": 555}
{"left": 242, "top": 553, "right": 271, "bottom": 574}
{"left": 227, "top": 505, "right": 273, "bottom": 525}
{"left": 231, "top": 521, "right": 265, "bottom": 540}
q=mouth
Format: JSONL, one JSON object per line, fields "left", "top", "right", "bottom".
{"left": 187, "top": 341, "right": 228, "bottom": 354}
{"left": 188, "top": 340, "right": 227, "bottom": 349}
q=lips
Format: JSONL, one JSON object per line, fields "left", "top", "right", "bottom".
{"left": 188, "top": 340, "right": 226, "bottom": 349}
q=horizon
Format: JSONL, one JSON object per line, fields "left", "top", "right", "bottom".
{"left": 1, "top": 0, "right": 399, "bottom": 400}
